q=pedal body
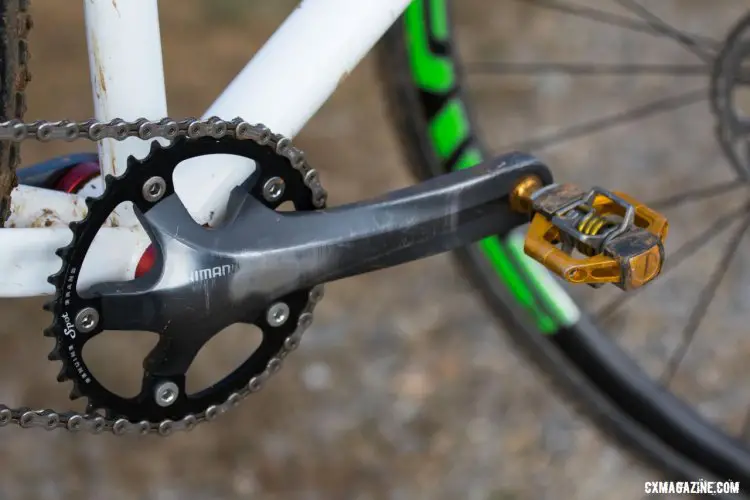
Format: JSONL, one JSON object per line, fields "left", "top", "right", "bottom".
{"left": 513, "top": 179, "right": 668, "bottom": 291}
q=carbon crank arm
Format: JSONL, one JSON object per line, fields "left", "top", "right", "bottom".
{"left": 80, "top": 151, "right": 552, "bottom": 360}
{"left": 237, "top": 151, "right": 553, "bottom": 290}
{"left": 92, "top": 151, "right": 552, "bottom": 319}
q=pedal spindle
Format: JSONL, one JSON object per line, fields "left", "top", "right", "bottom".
{"left": 510, "top": 178, "right": 668, "bottom": 291}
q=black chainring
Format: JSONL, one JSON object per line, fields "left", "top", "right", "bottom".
{"left": 45, "top": 135, "right": 319, "bottom": 422}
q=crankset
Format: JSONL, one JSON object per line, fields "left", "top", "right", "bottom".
{"left": 0, "top": 117, "right": 668, "bottom": 435}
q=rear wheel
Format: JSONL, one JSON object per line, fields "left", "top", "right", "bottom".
{"left": 379, "top": 0, "right": 750, "bottom": 489}
{"left": 0, "top": 0, "right": 31, "bottom": 224}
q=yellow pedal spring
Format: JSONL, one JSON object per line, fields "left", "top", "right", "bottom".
{"left": 574, "top": 206, "right": 613, "bottom": 256}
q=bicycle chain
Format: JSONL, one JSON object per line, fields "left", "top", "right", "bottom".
{"left": 0, "top": 116, "right": 327, "bottom": 435}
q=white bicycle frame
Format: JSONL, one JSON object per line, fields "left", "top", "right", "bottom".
{"left": 0, "top": 0, "right": 413, "bottom": 298}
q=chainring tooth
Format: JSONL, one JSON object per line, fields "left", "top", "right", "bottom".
{"left": 47, "top": 343, "right": 61, "bottom": 361}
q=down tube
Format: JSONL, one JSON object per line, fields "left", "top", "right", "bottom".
{"left": 180, "top": 0, "right": 414, "bottom": 226}
{"left": 204, "top": 0, "right": 414, "bottom": 137}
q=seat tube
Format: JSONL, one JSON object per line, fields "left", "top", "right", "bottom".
{"left": 83, "top": 0, "right": 169, "bottom": 178}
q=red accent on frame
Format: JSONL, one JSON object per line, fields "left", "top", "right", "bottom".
{"left": 54, "top": 162, "right": 100, "bottom": 194}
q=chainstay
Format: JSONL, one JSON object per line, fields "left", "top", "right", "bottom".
{"left": 1, "top": 116, "right": 328, "bottom": 435}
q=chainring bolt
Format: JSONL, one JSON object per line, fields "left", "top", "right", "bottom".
{"left": 154, "top": 381, "right": 179, "bottom": 407}
{"left": 75, "top": 307, "right": 99, "bottom": 333}
{"left": 142, "top": 176, "right": 167, "bottom": 202}
{"left": 262, "top": 176, "right": 286, "bottom": 202}
{"left": 266, "top": 302, "right": 290, "bottom": 327}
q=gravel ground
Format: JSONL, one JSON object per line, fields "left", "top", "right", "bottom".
{"left": 0, "top": 1, "right": 744, "bottom": 499}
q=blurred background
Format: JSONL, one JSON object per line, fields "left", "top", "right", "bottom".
{"left": 0, "top": 0, "right": 736, "bottom": 498}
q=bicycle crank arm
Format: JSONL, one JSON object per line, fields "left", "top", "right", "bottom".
{"left": 89, "top": 152, "right": 553, "bottom": 334}
{"left": 250, "top": 151, "right": 553, "bottom": 287}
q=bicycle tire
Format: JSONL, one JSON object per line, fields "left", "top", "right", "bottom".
{"left": 0, "top": 0, "right": 31, "bottom": 225}
{"left": 377, "top": 0, "right": 750, "bottom": 491}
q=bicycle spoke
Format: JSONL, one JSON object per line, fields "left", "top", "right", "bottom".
{"left": 517, "top": 0, "right": 719, "bottom": 50}
{"left": 595, "top": 202, "right": 750, "bottom": 322}
{"left": 649, "top": 180, "right": 748, "bottom": 211}
{"left": 660, "top": 214, "right": 750, "bottom": 385}
{"left": 612, "top": 0, "right": 714, "bottom": 62}
{"left": 502, "top": 89, "right": 706, "bottom": 152}
{"left": 465, "top": 62, "right": 707, "bottom": 76}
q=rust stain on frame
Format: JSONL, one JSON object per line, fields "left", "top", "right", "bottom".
{"left": 90, "top": 35, "right": 107, "bottom": 98}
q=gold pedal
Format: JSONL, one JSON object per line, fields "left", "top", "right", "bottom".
{"left": 510, "top": 177, "right": 668, "bottom": 291}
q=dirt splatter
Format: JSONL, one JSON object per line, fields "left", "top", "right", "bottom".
{"left": 89, "top": 35, "right": 107, "bottom": 100}
{"left": 30, "top": 207, "right": 57, "bottom": 228}
{"left": 96, "top": 61, "right": 107, "bottom": 94}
